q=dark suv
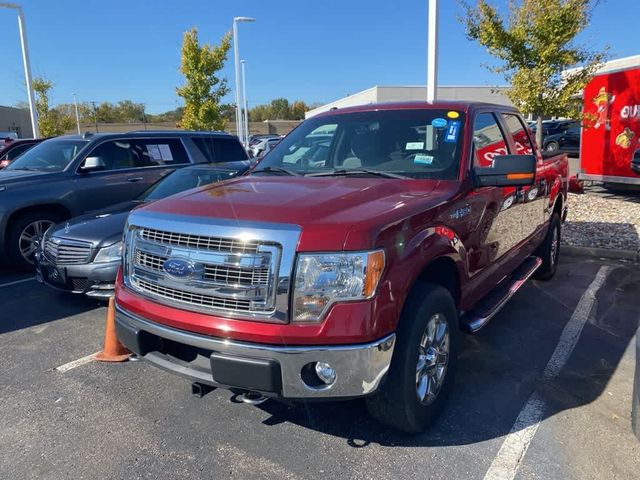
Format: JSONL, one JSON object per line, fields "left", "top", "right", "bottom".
{"left": 0, "top": 131, "right": 248, "bottom": 269}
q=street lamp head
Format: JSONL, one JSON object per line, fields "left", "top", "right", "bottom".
{"left": 234, "top": 16, "right": 255, "bottom": 23}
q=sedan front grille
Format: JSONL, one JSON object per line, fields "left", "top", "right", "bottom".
{"left": 44, "top": 238, "right": 92, "bottom": 265}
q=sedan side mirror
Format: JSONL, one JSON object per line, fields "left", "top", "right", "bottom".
{"left": 474, "top": 154, "right": 536, "bottom": 187}
{"left": 80, "top": 156, "right": 106, "bottom": 172}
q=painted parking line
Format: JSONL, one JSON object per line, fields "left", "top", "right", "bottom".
{"left": 54, "top": 352, "right": 99, "bottom": 373}
{"left": 483, "top": 265, "right": 612, "bottom": 480}
{"left": 0, "top": 277, "right": 36, "bottom": 288}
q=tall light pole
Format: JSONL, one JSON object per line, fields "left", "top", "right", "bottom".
{"left": 232, "top": 16, "right": 255, "bottom": 146}
{"left": 72, "top": 93, "right": 81, "bottom": 135}
{"left": 241, "top": 59, "right": 249, "bottom": 147}
{"left": 426, "top": 0, "right": 439, "bottom": 103}
{"left": 0, "top": 3, "right": 39, "bottom": 138}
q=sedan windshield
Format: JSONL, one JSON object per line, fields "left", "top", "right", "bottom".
{"left": 141, "top": 166, "right": 240, "bottom": 201}
{"left": 5, "top": 139, "right": 87, "bottom": 173}
{"left": 254, "top": 109, "right": 465, "bottom": 179}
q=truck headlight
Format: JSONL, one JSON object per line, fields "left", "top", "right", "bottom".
{"left": 93, "top": 241, "right": 123, "bottom": 263}
{"left": 292, "top": 250, "right": 385, "bottom": 323}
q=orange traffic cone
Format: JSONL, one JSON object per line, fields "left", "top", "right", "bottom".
{"left": 95, "top": 297, "right": 131, "bottom": 362}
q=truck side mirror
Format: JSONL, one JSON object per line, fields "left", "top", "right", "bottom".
{"left": 80, "top": 156, "right": 106, "bottom": 172}
{"left": 473, "top": 154, "right": 536, "bottom": 187}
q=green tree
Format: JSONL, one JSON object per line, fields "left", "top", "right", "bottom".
{"left": 177, "top": 27, "right": 231, "bottom": 131}
{"left": 270, "top": 98, "right": 291, "bottom": 120}
{"left": 32, "top": 77, "right": 74, "bottom": 137}
{"left": 461, "top": 0, "right": 607, "bottom": 146}
{"left": 290, "top": 100, "right": 308, "bottom": 120}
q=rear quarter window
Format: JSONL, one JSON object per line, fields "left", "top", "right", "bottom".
{"left": 192, "top": 137, "right": 248, "bottom": 163}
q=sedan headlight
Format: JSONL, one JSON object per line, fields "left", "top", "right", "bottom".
{"left": 93, "top": 241, "right": 123, "bottom": 263}
{"left": 292, "top": 250, "right": 385, "bottom": 323}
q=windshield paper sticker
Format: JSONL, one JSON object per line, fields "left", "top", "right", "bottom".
{"left": 431, "top": 118, "right": 448, "bottom": 128}
{"left": 447, "top": 111, "right": 460, "bottom": 119}
{"left": 445, "top": 121, "right": 461, "bottom": 143}
{"left": 406, "top": 141, "right": 425, "bottom": 150}
{"left": 414, "top": 154, "right": 434, "bottom": 165}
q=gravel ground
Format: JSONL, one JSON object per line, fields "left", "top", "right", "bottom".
{"left": 563, "top": 190, "right": 640, "bottom": 251}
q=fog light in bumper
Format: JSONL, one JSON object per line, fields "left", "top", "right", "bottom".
{"left": 315, "top": 362, "right": 337, "bottom": 385}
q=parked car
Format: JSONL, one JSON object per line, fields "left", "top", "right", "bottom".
{"left": 114, "top": 101, "right": 567, "bottom": 433}
{"left": 35, "top": 161, "right": 251, "bottom": 298}
{"left": 531, "top": 119, "right": 579, "bottom": 138}
{"left": 0, "top": 138, "right": 44, "bottom": 169}
{"left": 0, "top": 130, "right": 248, "bottom": 269}
{"left": 249, "top": 134, "right": 280, "bottom": 147}
{"left": 542, "top": 125, "right": 581, "bottom": 155}
{"left": 0, "top": 132, "right": 19, "bottom": 144}
{"left": 250, "top": 136, "right": 282, "bottom": 158}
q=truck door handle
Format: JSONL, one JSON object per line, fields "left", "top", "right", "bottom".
{"left": 128, "top": 177, "right": 144, "bottom": 183}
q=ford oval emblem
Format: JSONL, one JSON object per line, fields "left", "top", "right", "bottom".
{"left": 163, "top": 258, "right": 196, "bottom": 279}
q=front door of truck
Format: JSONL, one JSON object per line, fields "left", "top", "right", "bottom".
{"left": 465, "top": 112, "right": 526, "bottom": 278}
{"left": 500, "top": 113, "right": 546, "bottom": 241}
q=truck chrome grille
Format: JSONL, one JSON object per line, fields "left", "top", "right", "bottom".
{"left": 136, "top": 279, "right": 252, "bottom": 312}
{"left": 140, "top": 227, "right": 260, "bottom": 254}
{"left": 44, "top": 238, "right": 93, "bottom": 265}
{"left": 127, "top": 227, "right": 281, "bottom": 318}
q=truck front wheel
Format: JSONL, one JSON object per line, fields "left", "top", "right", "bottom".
{"left": 366, "top": 283, "right": 459, "bottom": 433}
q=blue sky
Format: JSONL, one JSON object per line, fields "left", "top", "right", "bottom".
{"left": 0, "top": 0, "right": 637, "bottom": 113}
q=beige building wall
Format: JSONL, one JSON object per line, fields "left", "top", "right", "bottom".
{"left": 0, "top": 106, "right": 33, "bottom": 138}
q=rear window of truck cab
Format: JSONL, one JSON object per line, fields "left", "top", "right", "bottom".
{"left": 256, "top": 109, "right": 466, "bottom": 180}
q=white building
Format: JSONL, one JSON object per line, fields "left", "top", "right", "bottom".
{"left": 305, "top": 85, "right": 513, "bottom": 118}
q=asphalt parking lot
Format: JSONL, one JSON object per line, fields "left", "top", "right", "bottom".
{"left": 1, "top": 254, "right": 639, "bottom": 479}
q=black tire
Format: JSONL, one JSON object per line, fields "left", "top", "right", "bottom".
{"left": 545, "top": 141, "right": 559, "bottom": 153}
{"left": 366, "top": 283, "right": 459, "bottom": 433}
{"left": 533, "top": 213, "right": 561, "bottom": 281}
{"left": 7, "top": 211, "right": 63, "bottom": 271}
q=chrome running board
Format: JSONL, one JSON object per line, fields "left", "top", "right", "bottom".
{"left": 461, "top": 256, "right": 542, "bottom": 333}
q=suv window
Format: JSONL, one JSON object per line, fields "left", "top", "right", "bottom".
{"left": 192, "top": 137, "right": 248, "bottom": 163}
{"left": 83, "top": 138, "right": 189, "bottom": 171}
{"left": 134, "top": 139, "right": 189, "bottom": 166}
{"left": 1, "top": 143, "right": 32, "bottom": 161}
{"left": 473, "top": 113, "right": 509, "bottom": 168}
{"left": 501, "top": 114, "right": 535, "bottom": 155}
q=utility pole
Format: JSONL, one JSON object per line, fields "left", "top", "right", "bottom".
{"left": 91, "top": 101, "right": 98, "bottom": 133}
{"left": 232, "top": 16, "right": 255, "bottom": 146}
{"left": 427, "top": 0, "right": 439, "bottom": 103}
{"left": 241, "top": 59, "right": 249, "bottom": 146}
{"left": 0, "top": 3, "right": 39, "bottom": 137}
{"left": 73, "top": 94, "right": 81, "bottom": 135}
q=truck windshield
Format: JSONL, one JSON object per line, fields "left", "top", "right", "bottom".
{"left": 254, "top": 109, "right": 465, "bottom": 179}
{"left": 5, "top": 139, "right": 87, "bottom": 173}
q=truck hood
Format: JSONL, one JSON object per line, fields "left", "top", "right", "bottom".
{"left": 142, "top": 176, "right": 455, "bottom": 250}
{"left": 48, "top": 201, "right": 143, "bottom": 247}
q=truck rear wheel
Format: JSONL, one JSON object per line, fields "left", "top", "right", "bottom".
{"left": 533, "top": 213, "right": 561, "bottom": 281}
{"left": 366, "top": 283, "right": 459, "bottom": 433}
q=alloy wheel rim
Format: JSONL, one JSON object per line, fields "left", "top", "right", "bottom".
{"left": 416, "top": 313, "right": 450, "bottom": 405}
{"left": 18, "top": 220, "right": 53, "bottom": 264}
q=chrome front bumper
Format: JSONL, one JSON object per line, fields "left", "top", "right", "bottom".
{"left": 115, "top": 304, "right": 396, "bottom": 399}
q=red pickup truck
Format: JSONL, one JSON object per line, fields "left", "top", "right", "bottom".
{"left": 115, "top": 102, "right": 568, "bottom": 432}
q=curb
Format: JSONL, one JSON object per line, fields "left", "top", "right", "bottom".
{"left": 561, "top": 244, "right": 640, "bottom": 262}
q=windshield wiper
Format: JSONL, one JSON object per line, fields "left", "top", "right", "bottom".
{"left": 307, "top": 168, "right": 409, "bottom": 179}
{"left": 251, "top": 166, "right": 301, "bottom": 176}
{"left": 7, "top": 167, "right": 39, "bottom": 172}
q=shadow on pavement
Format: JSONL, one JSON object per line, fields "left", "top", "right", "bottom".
{"left": 252, "top": 261, "right": 638, "bottom": 448}
{"left": 0, "top": 279, "right": 102, "bottom": 334}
